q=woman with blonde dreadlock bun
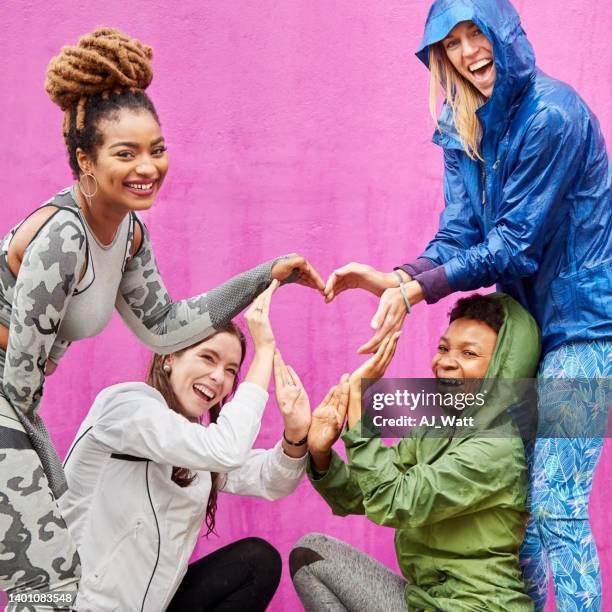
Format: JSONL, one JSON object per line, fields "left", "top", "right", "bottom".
{"left": 0, "top": 27, "right": 324, "bottom": 606}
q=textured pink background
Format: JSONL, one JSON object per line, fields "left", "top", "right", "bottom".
{"left": 1, "top": 1, "right": 610, "bottom": 610}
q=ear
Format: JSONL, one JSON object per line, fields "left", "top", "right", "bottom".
{"left": 75, "top": 148, "right": 93, "bottom": 175}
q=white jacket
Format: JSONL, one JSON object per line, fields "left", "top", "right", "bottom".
{"left": 60, "top": 381, "right": 306, "bottom": 612}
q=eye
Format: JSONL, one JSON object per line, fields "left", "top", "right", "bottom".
{"left": 472, "top": 28, "right": 483, "bottom": 37}
{"left": 463, "top": 351, "right": 477, "bottom": 357}
{"left": 152, "top": 145, "right": 167, "bottom": 157}
{"left": 438, "top": 345, "right": 448, "bottom": 353}
{"left": 226, "top": 368, "right": 237, "bottom": 376}
{"left": 446, "top": 39, "right": 459, "bottom": 50}
{"left": 201, "top": 354, "right": 214, "bottom": 363}
{"left": 116, "top": 150, "right": 135, "bottom": 159}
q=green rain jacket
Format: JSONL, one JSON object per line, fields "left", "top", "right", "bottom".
{"left": 310, "top": 294, "right": 541, "bottom": 611}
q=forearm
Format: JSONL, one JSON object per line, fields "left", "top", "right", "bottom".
{"left": 244, "top": 346, "right": 275, "bottom": 391}
{"left": 307, "top": 450, "right": 366, "bottom": 516}
{"left": 117, "top": 225, "right": 291, "bottom": 354}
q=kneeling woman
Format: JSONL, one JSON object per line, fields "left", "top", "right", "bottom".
{"left": 60, "top": 283, "right": 309, "bottom": 612}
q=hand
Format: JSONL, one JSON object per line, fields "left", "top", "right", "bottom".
{"left": 244, "top": 280, "right": 279, "bottom": 352}
{"left": 351, "top": 331, "right": 402, "bottom": 390}
{"left": 348, "top": 332, "right": 401, "bottom": 428}
{"left": 357, "top": 280, "right": 422, "bottom": 353}
{"left": 271, "top": 255, "right": 325, "bottom": 292}
{"left": 308, "top": 374, "right": 350, "bottom": 456}
{"left": 324, "top": 263, "right": 406, "bottom": 303}
{"left": 274, "top": 350, "right": 311, "bottom": 440}
{"left": 45, "top": 359, "right": 58, "bottom": 376}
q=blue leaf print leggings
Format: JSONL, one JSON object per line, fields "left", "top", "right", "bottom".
{"left": 520, "top": 340, "right": 611, "bottom": 612}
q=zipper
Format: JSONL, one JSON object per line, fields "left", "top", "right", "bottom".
{"left": 481, "top": 162, "right": 487, "bottom": 207}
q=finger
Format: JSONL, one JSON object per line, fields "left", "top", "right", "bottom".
{"left": 249, "top": 286, "right": 268, "bottom": 314}
{"left": 261, "top": 279, "right": 278, "bottom": 317}
{"left": 323, "top": 272, "right": 338, "bottom": 297}
{"left": 359, "top": 302, "right": 403, "bottom": 353}
{"left": 301, "top": 261, "right": 325, "bottom": 291}
{"left": 357, "top": 328, "right": 388, "bottom": 354}
{"left": 273, "top": 351, "right": 284, "bottom": 387}
{"left": 276, "top": 350, "right": 291, "bottom": 388}
{"left": 381, "top": 331, "right": 401, "bottom": 370}
{"left": 287, "top": 365, "right": 305, "bottom": 391}
{"left": 370, "top": 296, "right": 391, "bottom": 330}
{"left": 335, "top": 374, "right": 350, "bottom": 423}
{"left": 318, "top": 385, "right": 337, "bottom": 410}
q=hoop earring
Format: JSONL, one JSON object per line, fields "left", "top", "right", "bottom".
{"left": 78, "top": 172, "right": 98, "bottom": 199}
{"left": 163, "top": 364, "right": 171, "bottom": 374}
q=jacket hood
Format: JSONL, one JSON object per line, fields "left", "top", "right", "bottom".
{"left": 419, "top": 293, "right": 540, "bottom": 453}
{"left": 417, "top": 0, "right": 536, "bottom": 143}
{"left": 468, "top": 292, "right": 541, "bottom": 432}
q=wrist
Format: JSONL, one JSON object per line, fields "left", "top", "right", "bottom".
{"left": 283, "top": 430, "right": 308, "bottom": 446}
{"left": 310, "top": 449, "right": 332, "bottom": 472}
{"left": 394, "top": 268, "right": 411, "bottom": 283}
{"left": 253, "top": 344, "right": 275, "bottom": 358}
{"left": 284, "top": 425, "right": 310, "bottom": 443}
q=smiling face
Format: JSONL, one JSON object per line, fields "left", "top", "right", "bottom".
{"left": 442, "top": 20, "right": 496, "bottom": 97}
{"left": 77, "top": 108, "right": 169, "bottom": 214}
{"left": 431, "top": 318, "right": 498, "bottom": 387}
{"left": 166, "top": 332, "right": 244, "bottom": 421}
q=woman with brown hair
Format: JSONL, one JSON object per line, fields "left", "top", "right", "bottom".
{"left": 60, "top": 283, "right": 311, "bottom": 612}
{"left": 0, "top": 27, "right": 323, "bottom": 605}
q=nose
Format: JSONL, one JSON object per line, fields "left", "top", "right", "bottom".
{"left": 135, "top": 155, "right": 157, "bottom": 176}
{"left": 208, "top": 365, "right": 225, "bottom": 386}
{"left": 437, "top": 352, "right": 459, "bottom": 372}
{"left": 461, "top": 37, "right": 479, "bottom": 59}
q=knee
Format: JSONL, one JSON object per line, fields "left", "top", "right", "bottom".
{"left": 289, "top": 533, "right": 327, "bottom": 580}
{"left": 238, "top": 537, "right": 282, "bottom": 583}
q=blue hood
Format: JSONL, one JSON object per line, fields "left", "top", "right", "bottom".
{"left": 417, "top": 0, "right": 536, "bottom": 140}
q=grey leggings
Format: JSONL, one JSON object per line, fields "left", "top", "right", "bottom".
{"left": 290, "top": 533, "right": 407, "bottom": 612}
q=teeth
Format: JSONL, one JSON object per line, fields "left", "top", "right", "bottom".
{"left": 194, "top": 383, "right": 215, "bottom": 400}
{"left": 469, "top": 59, "right": 491, "bottom": 72}
{"left": 126, "top": 183, "right": 154, "bottom": 190}
{"left": 438, "top": 378, "right": 463, "bottom": 386}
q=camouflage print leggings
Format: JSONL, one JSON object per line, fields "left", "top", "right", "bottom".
{"left": 0, "top": 391, "right": 80, "bottom": 611}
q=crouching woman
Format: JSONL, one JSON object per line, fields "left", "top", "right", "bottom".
{"left": 60, "top": 282, "right": 310, "bottom": 612}
{"left": 292, "top": 294, "right": 540, "bottom": 611}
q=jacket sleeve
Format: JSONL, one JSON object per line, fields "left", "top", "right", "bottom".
{"left": 343, "top": 426, "right": 521, "bottom": 529}
{"left": 400, "top": 149, "right": 483, "bottom": 278}
{"left": 2, "top": 210, "right": 86, "bottom": 416}
{"left": 92, "top": 382, "right": 268, "bottom": 472}
{"left": 219, "top": 440, "right": 306, "bottom": 500}
{"left": 305, "top": 450, "right": 367, "bottom": 516}
{"left": 115, "top": 218, "right": 292, "bottom": 354}
{"left": 414, "top": 107, "right": 587, "bottom": 303}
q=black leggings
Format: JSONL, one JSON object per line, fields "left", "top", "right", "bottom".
{"left": 166, "top": 537, "right": 282, "bottom": 612}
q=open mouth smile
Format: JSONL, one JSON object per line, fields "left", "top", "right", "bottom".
{"left": 124, "top": 181, "right": 157, "bottom": 196}
{"left": 468, "top": 58, "right": 494, "bottom": 82}
{"left": 193, "top": 383, "right": 216, "bottom": 403}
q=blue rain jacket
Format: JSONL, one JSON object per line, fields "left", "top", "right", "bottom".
{"left": 407, "top": 0, "right": 611, "bottom": 354}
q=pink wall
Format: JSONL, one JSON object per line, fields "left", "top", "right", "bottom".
{"left": 1, "top": 1, "right": 610, "bottom": 609}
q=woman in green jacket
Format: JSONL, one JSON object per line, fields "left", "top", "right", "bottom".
{"left": 290, "top": 293, "right": 540, "bottom": 611}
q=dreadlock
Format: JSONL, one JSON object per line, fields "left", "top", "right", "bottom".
{"left": 45, "top": 28, "right": 159, "bottom": 177}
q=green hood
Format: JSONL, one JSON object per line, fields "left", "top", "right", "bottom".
{"left": 414, "top": 292, "right": 540, "bottom": 471}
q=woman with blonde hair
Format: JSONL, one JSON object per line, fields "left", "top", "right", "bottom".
{"left": 324, "top": 0, "right": 611, "bottom": 609}
{"left": 0, "top": 27, "right": 323, "bottom": 605}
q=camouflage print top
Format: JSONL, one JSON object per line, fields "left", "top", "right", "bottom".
{"left": 0, "top": 187, "right": 286, "bottom": 497}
